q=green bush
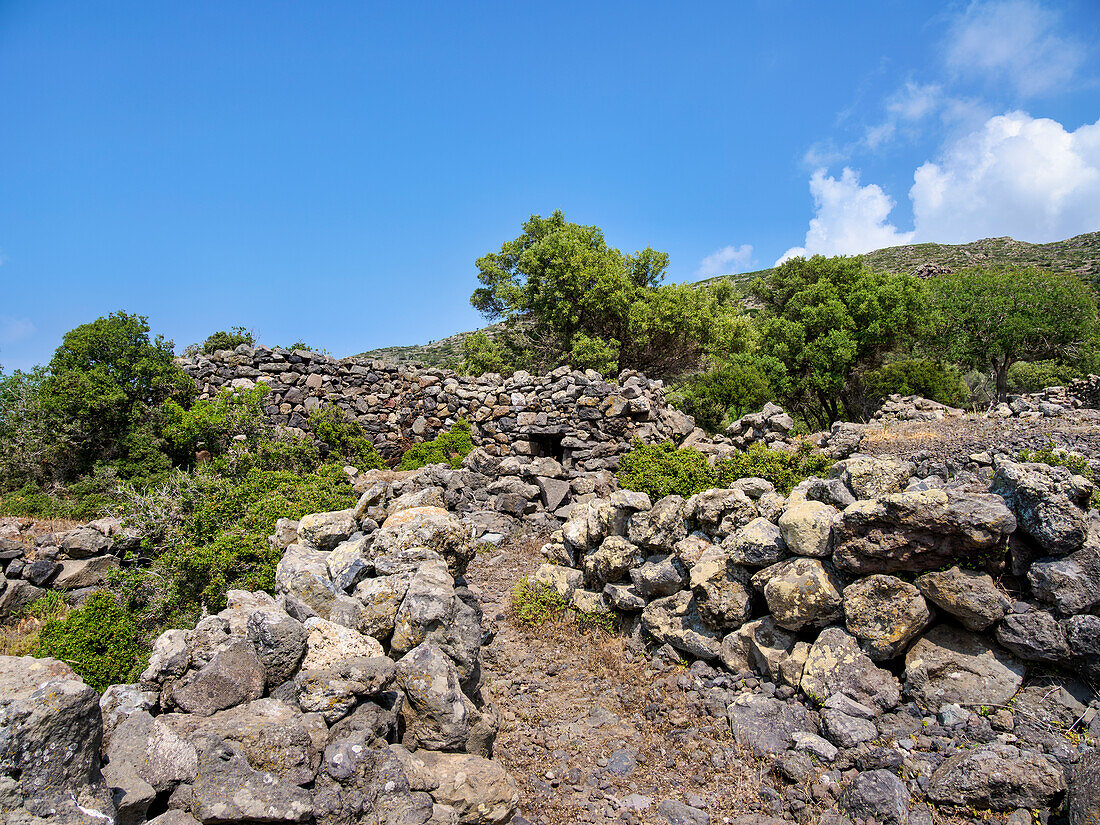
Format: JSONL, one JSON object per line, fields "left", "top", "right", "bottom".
{"left": 618, "top": 440, "right": 833, "bottom": 499}
{"left": 398, "top": 418, "right": 475, "bottom": 470}
{"left": 162, "top": 385, "right": 272, "bottom": 463}
{"left": 1007, "top": 360, "right": 1085, "bottom": 393}
{"left": 36, "top": 591, "right": 148, "bottom": 691}
{"left": 511, "top": 578, "right": 568, "bottom": 627}
{"left": 616, "top": 441, "right": 717, "bottom": 499}
{"left": 850, "top": 358, "right": 968, "bottom": 420}
{"left": 1019, "top": 444, "right": 1099, "bottom": 510}
{"left": 308, "top": 404, "right": 385, "bottom": 470}
{"left": 201, "top": 326, "right": 255, "bottom": 354}
{"left": 672, "top": 355, "right": 785, "bottom": 433}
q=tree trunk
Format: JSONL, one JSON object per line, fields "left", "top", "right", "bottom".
{"left": 995, "top": 355, "right": 1012, "bottom": 402}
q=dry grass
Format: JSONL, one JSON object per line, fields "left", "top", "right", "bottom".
{"left": 0, "top": 617, "right": 43, "bottom": 657}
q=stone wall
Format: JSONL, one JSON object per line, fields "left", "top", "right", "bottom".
{"left": 178, "top": 347, "right": 694, "bottom": 470}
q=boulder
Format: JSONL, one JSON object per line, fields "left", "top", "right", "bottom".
{"left": 390, "top": 558, "right": 456, "bottom": 655}
{"left": 832, "top": 490, "right": 1016, "bottom": 575}
{"left": 903, "top": 625, "right": 1025, "bottom": 709}
{"left": 1065, "top": 614, "right": 1100, "bottom": 681}
{"left": 276, "top": 544, "right": 336, "bottom": 619}
{"left": 1068, "top": 750, "right": 1100, "bottom": 825}
{"left": 52, "top": 555, "right": 120, "bottom": 590}
{"left": 583, "top": 535, "right": 643, "bottom": 586}
{"left": 295, "top": 656, "right": 395, "bottom": 724}
{"left": 991, "top": 459, "right": 1090, "bottom": 555}
{"left": 297, "top": 508, "right": 357, "bottom": 552}
{"left": 349, "top": 573, "right": 413, "bottom": 639}
{"left": 927, "top": 747, "right": 1066, "bottom": 811}
{"left": 1028, "top": 541, "right": 1100, "bottom": 615}
{"left": 374, "top": 506, "right": 475, "bottom": 576}
{"left": 190, "top": 737, "right": 314, "bottom": 823}
{"left": 994, "top": 610, "right": 1071, "bottom": 664}
{"left": 915, "top": 567, "right": 1010, "bottom": 631}
{"left": 531, "top": 563, "right": 583, "bottom": 603}
{"left": 725, "top": 517, "right": 787, "bottom": 567}
{"left": 718, "top": 616, "right": 798, "bottom": 679}
{"left": 641, "top": 590, "right": 722, "bottom": 660}
{"left": 842, "top": 575, "right": 932, "bottom": 660}
{"left": 756, "top": 557, "right": 843, "bottom": 631}
{"left": 800, "top": 627, "right": 900, "bottom": 713}
{"left": 394, "top": 643, "right": 477, "bottom": 751}
{"left": 246, "top": 608, "right": 307, "bottom": 687}
{"left": 169, "top": 638, "right": 267, "bottom": 716}
{"left": 106, "top": 711, "right": 199, "bottom": 793}
{"left": 822, "top": 708, "right": 877, "bottom": 748}
{"left": 628, "top": 495, "right": 689, "bottom": 551}
{"left": 688, "top": 553, "right": 752, "bottom": 630}
{"left": 302, "top": 616, "right": 384, "bottom": 670}
{"left": 141, "top": 628, "right": 192, "bottom": 686}
{"left": 777, "top": 500, "right": 836, "bottom": 557}
{"left": 830, "top": 455, "right": 913, "bottom": 499}
{"left": 59, "top": 526, "right": 111, "bottom": 558}
{"left": 401, "top": 748, "right": 519, "bottom": 824}
{"left": 839, "top": 769, "right": 910, "bottom": 825}
{"left": 630, "top": 554, "right": 688, "bottom": 599}
{"left": 727, "top": 693, "right": 815, "bottom": 757}
{"left": 692, "top": 488, "right": 755, "bottom": 536}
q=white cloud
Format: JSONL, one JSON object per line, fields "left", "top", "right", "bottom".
{"left": 696, "top": 244, "right": 754, "bottom": 277}
{"left": 945, "top": 0, "right": 1085, "bottom": 96}
{"left": 0, "top": 317, "right": 35, "bottom": 344}
{"left": 911, "top": 111, "right": 1100, "bottom": 242}
{"left": 777, "top": 168, "right": 914, "bottom": 264}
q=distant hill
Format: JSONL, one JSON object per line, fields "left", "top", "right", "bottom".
{"left": 355, "top": 230, "right": 1100, "bottom": 368}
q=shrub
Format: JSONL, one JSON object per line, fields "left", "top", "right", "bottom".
{"left": 0, "top": 367, "right": 59, "bottom": 490}
{"left": 307, "top": 404, "right": 385, "bottom": 470}
{"left": 618, "top": 440, "right": 834, "bottom": 499}
{"left": 36, "top": 591, "right": 148, "bottom": 691}
{"left": 1007, "top": 360, "right": 1085, "bottom": 393}
{"left": 461, "top": 331, "right": 510, "bottom": 377}
{"left": 511, "top": 578, "right": 568, "bottom": 627}
{"left": 713, "top": 441, "right": 833, "bottom": 496}
{"left": 162, "top": 385, "right": 272, "bottom": 463}
{"left": 398, "top": 418, "right": 475, "bottom": 470}
{"left": 672, "top": 355, "right": 784, "bottom": 433}
{"left": 201, "top": 326, "right": 255, "bottom": 354}
{"left": 1019, "top": 444, "right": 1099, "bottom": 510}
{"left": 849, "top": 358, "right": 967, "bottom": 420}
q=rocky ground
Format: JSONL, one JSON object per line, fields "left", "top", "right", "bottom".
{"left": 469, "top": 529, "right": 789, "bottom": 825}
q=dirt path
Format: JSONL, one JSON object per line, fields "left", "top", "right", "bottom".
{"left": 465, "top": 530, "right": 785, "bottom": 825}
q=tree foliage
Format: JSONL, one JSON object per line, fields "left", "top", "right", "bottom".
{"left": 753, "top": 255, "right": 928, "bottom": 426}
{"left": 671, "top": 354, "right": 786, "bottom": 433}
{"left": 471, "top": 211, "right": 748, "bottom": 377}
{"left": 926, "top": 267, "right": 1098, "bottom": 400}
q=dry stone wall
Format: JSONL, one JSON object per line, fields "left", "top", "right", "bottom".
{"left": 178, "top": 347, "right": 694, "bottom": 469}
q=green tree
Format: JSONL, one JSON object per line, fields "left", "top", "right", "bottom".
{"left": 926, "top": 267, "right": 1098, "bottom": 400}
{"left": 471, "top": 211, "right": 747, "bottom": 377}
{"left": 41, "top": 311, "right": 194, "bottom": 478}
{"left": 753, "top": 255, "right": 928, "bottom": 426}
{"left": 672, "top": 354, "right": 786, "bottom": 433}
{"left": 0, "top": 367, "right": 61, "bottom": 488}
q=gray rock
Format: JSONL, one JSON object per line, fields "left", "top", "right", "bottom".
{"left": 141, "top": 628, "right": 192, "bottom": 686}
{"left": 295, "top": 656, "right": 395, "bottom": 724}
{"left": 727, "top": 693, "right": 815, "bottom": 757}
{"left": 190, "top": 737, "right": 313, "bottom": 823}
{"left": 59, "top": 527, "right": 111, "bottom": 558}
{"left": 106, "top": 711, "right": 199, "bottom": 793}
{"left": 631, "top": 555, "right": 688, "bottom": 599}
{"left": 831, "top": 455, "right": 913, "bottom": 499}
{"left": 832, "top": 490, "right": 1016, "bottom": 575}
{"left": 801, "top": 626, "right": 901, "bottom": 713}
{"left": 756, "top": 557, "right": 843, "bottom": 631}
{"left": 1064, "top": 614, "right": 1100, "bottom": 681}
{"left": 692, "top": 488, "right": 755, "bottom": 535}
{"left": 628, "top": 495, "right": 689, "bottom": 551}
{"left": 390, "top": 558, "right": 456, "bottom": 655}
{"left": 843, "top": 574, "right": 932, "bottom": 661}
{"left": 994, "top": 610, "right": 1071, "bottom": 664}
{"left": 822, "top": 709, "right": 877, "bottom": 747}
{"left": 169, "top": 638, "right": 266, "bottom": 716}
{"left": 725, "top": 517, "right": 787, "bottom": 567}
{"left": 915, "top": 567, "right": 1010, "bottom": 631}
{"left": 658, "top": 798, "right": 710, "bottom": 825}
{"left": 641, "top": 590, "right": 723, "bottom": 660}
{"left": 991, "top": 460, "right": 1090, "bottom": 555}
{"left": 840, "top": 769, "right": 910, "bottom": 825}
{"left": 99, "top": 683, "right": 158, "bottom": 750}
{"left": 583, "top": 535, "right": 643, "bottom": 586}
{"left": 1068, "top": 750, "right": 1100, "bottom": 825}
{"left": 927, "top": 747, "right": 1066, "bottom": 811}
{"left": 398, "top": 748, "right": 518, "bottom": 824}
{"left": 718, "top": 616, "right": 798, "bottom": 679}
{"left": 52, "top": 556, "right": 120, "bottom": 590}
{"left": 532, "top": 563, "right": 584, "bottom": 603}
{"left": 297, "top": 508, "right": 357, "bottom": 552}
{"left": 275, "top": 544, "right": 336, "bottom": 619}
{"left": 394, "top": 643, "right": 477, "bottom": 751}
{"left": 373, "top": 506, "right": 475, "bottom": 577}
{"left": 1028, "top": 541, "right": 1100, "bottom": 614}
{"left": 247, "top": 608, "right": 307, "bottom": 687}
{"left": 904, "top": 625, "right": 1025, "bottom": 709}
{"left": 349, "top": 572, "right": 413, "bottom": 639}
{"left": 689, "top": 552, "right": 752, "bottom": 630}
{"left": 778, "top": 500, "right": 836, "bottom": 557}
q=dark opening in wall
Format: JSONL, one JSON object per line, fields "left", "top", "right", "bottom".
{"left": 528, "top": 431, "right": 565, "bottom": 462}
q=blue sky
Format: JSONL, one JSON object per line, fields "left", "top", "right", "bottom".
{"left": 2, "top": 0, "right": 1099, "bottom": 370}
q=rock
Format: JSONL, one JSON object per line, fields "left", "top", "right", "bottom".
{"left": 641, "top": 590, "right": 723, "bottom": 660}
{"left": 777, "top": 500, "right": 836, "bottom": 557}
{"left": 531, "top": 563, "right": 583, "bottom": 603}
{"left": 103, "top": 757, "right": 155, "bottom": 825}
{"left": 727, "top": 693, "right": 815, "bottom": 757}
{"left": 915, "top": 567, "right": 1010, "bottom": 631}
{"left": 1068, "top": 750, "right": 1100, "bottom": 825}
{"left": 21, "top": 558, "right": 60, "bottom": 586}
{"left": 247, "top": 608, "right": 307, "bottom": 687}
{"left": 106, "top": 711, "right": 199, "bottom": 793}
{"left": 169, "top": 638, "right": 267, "bottom": 716}
{"left": 632, "top": 555, "right": 688, "bottom": 599}
{"left": 400, "top": 748, "right": 519, "bottom": 824}
{"left": 692, "top": 488, "right": 755, "bottom": 535}
{"left": 295, "top": 657, "right": 395, "bottom": 724}
{"left": 327, "top": 535, "right": 372, "bottom": 584}
{"left": 583, "top": 536, "right": 643, "bottom": 586}
{"left": 991, "top": 460, "right": 1090, "bottom": 555}
{"left": 394, "top": 643, "right": 477, "bottom": 751}
{"left": 628, "top": 495, "right": 689, "bottom": 551}
{"left": 52, "top": 555, "right": 120, "bottom": 590}
{"left": 842, "top": 575, "right": 932, "bottom": 660}
{"left": 297, "top": 508, "right": 357, "bottom": 552}
{"left": 756, "top": 557, "right": 843, "bottom": 631}
{"left": 718, "top": 616, "right": 797, "bottom": 679}
{"left": 160, "top": 698, "right": 325, "bottom": 786}
{"left": 374, "top": 506, "right": 475, "bottom": 576}
{"left": 927, "top": 747, "right": 1066, "bottom": 811}
{"left": 59, "top": 527, "right": 111, "bottom": 558}
{"left": 0, "top": 656, "right": 104, "bottom": 804}
{"left": 604, "top": 582, "right": 646, "bottom": 611}
{"left": 832, "top": 490, "right": 1016, "bottom": 575}
{"left": 141, "top": 628, "right": 192, "bottom": 686}
{"left": 0, "top": 579, "right": 45, "bottom": 618}
{"left": 535, "top": 477, "right": 571, "bottom": 511}
{"left": 831, "top": 455, "right": 913, "bottom": 499}
{"left": 725, "top": 517, "right": 787, "bottom": 567}
{"left": 100, "top": 684, "right": 158, "bottom": 749}
{"left": 276, "top": 544, "right": 336, "bottom": 619}
{"left": 994, "top": 611, "right": 1071, "bottom": 664}
{"left": 1065, "top": 614, "right": 1100, "bottom": 681}
{"left": 390, "top": 558, "right": 456, "bottom": 655}
{"left": 800, "top": 627, "right": 901, "bottom": 713}
{"left": 822, "top": 709, "right": 877, "bottom": 747}
{"left": 792, "top": 730, "right": 838, "bottom": 762}
{"left": 839, "top": 769, "right": 910, "bottom": 825}
{"left": 904, "top": 625, "right": 1025, "bottom": 709}
{"left": 688, "top": 553, "right": 752, "bottom": 630}
{"left": 190, "top": 737, "right": 313, "bottom": 823}
{"left": 658, "top": 799, "right": 710, "bottom": 825}
{"left": 1028, "top": 542, "right": 1100, "bottom": 614}
{"left": 302, "top": 616, "right": 384, "bottom": 670}
{"left": 349, "top": 573, "right": 413, "bottom": 639}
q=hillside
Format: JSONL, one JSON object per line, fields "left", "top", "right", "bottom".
{"left": 356, "top": 230, "right": 1100, "bottom": 368}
